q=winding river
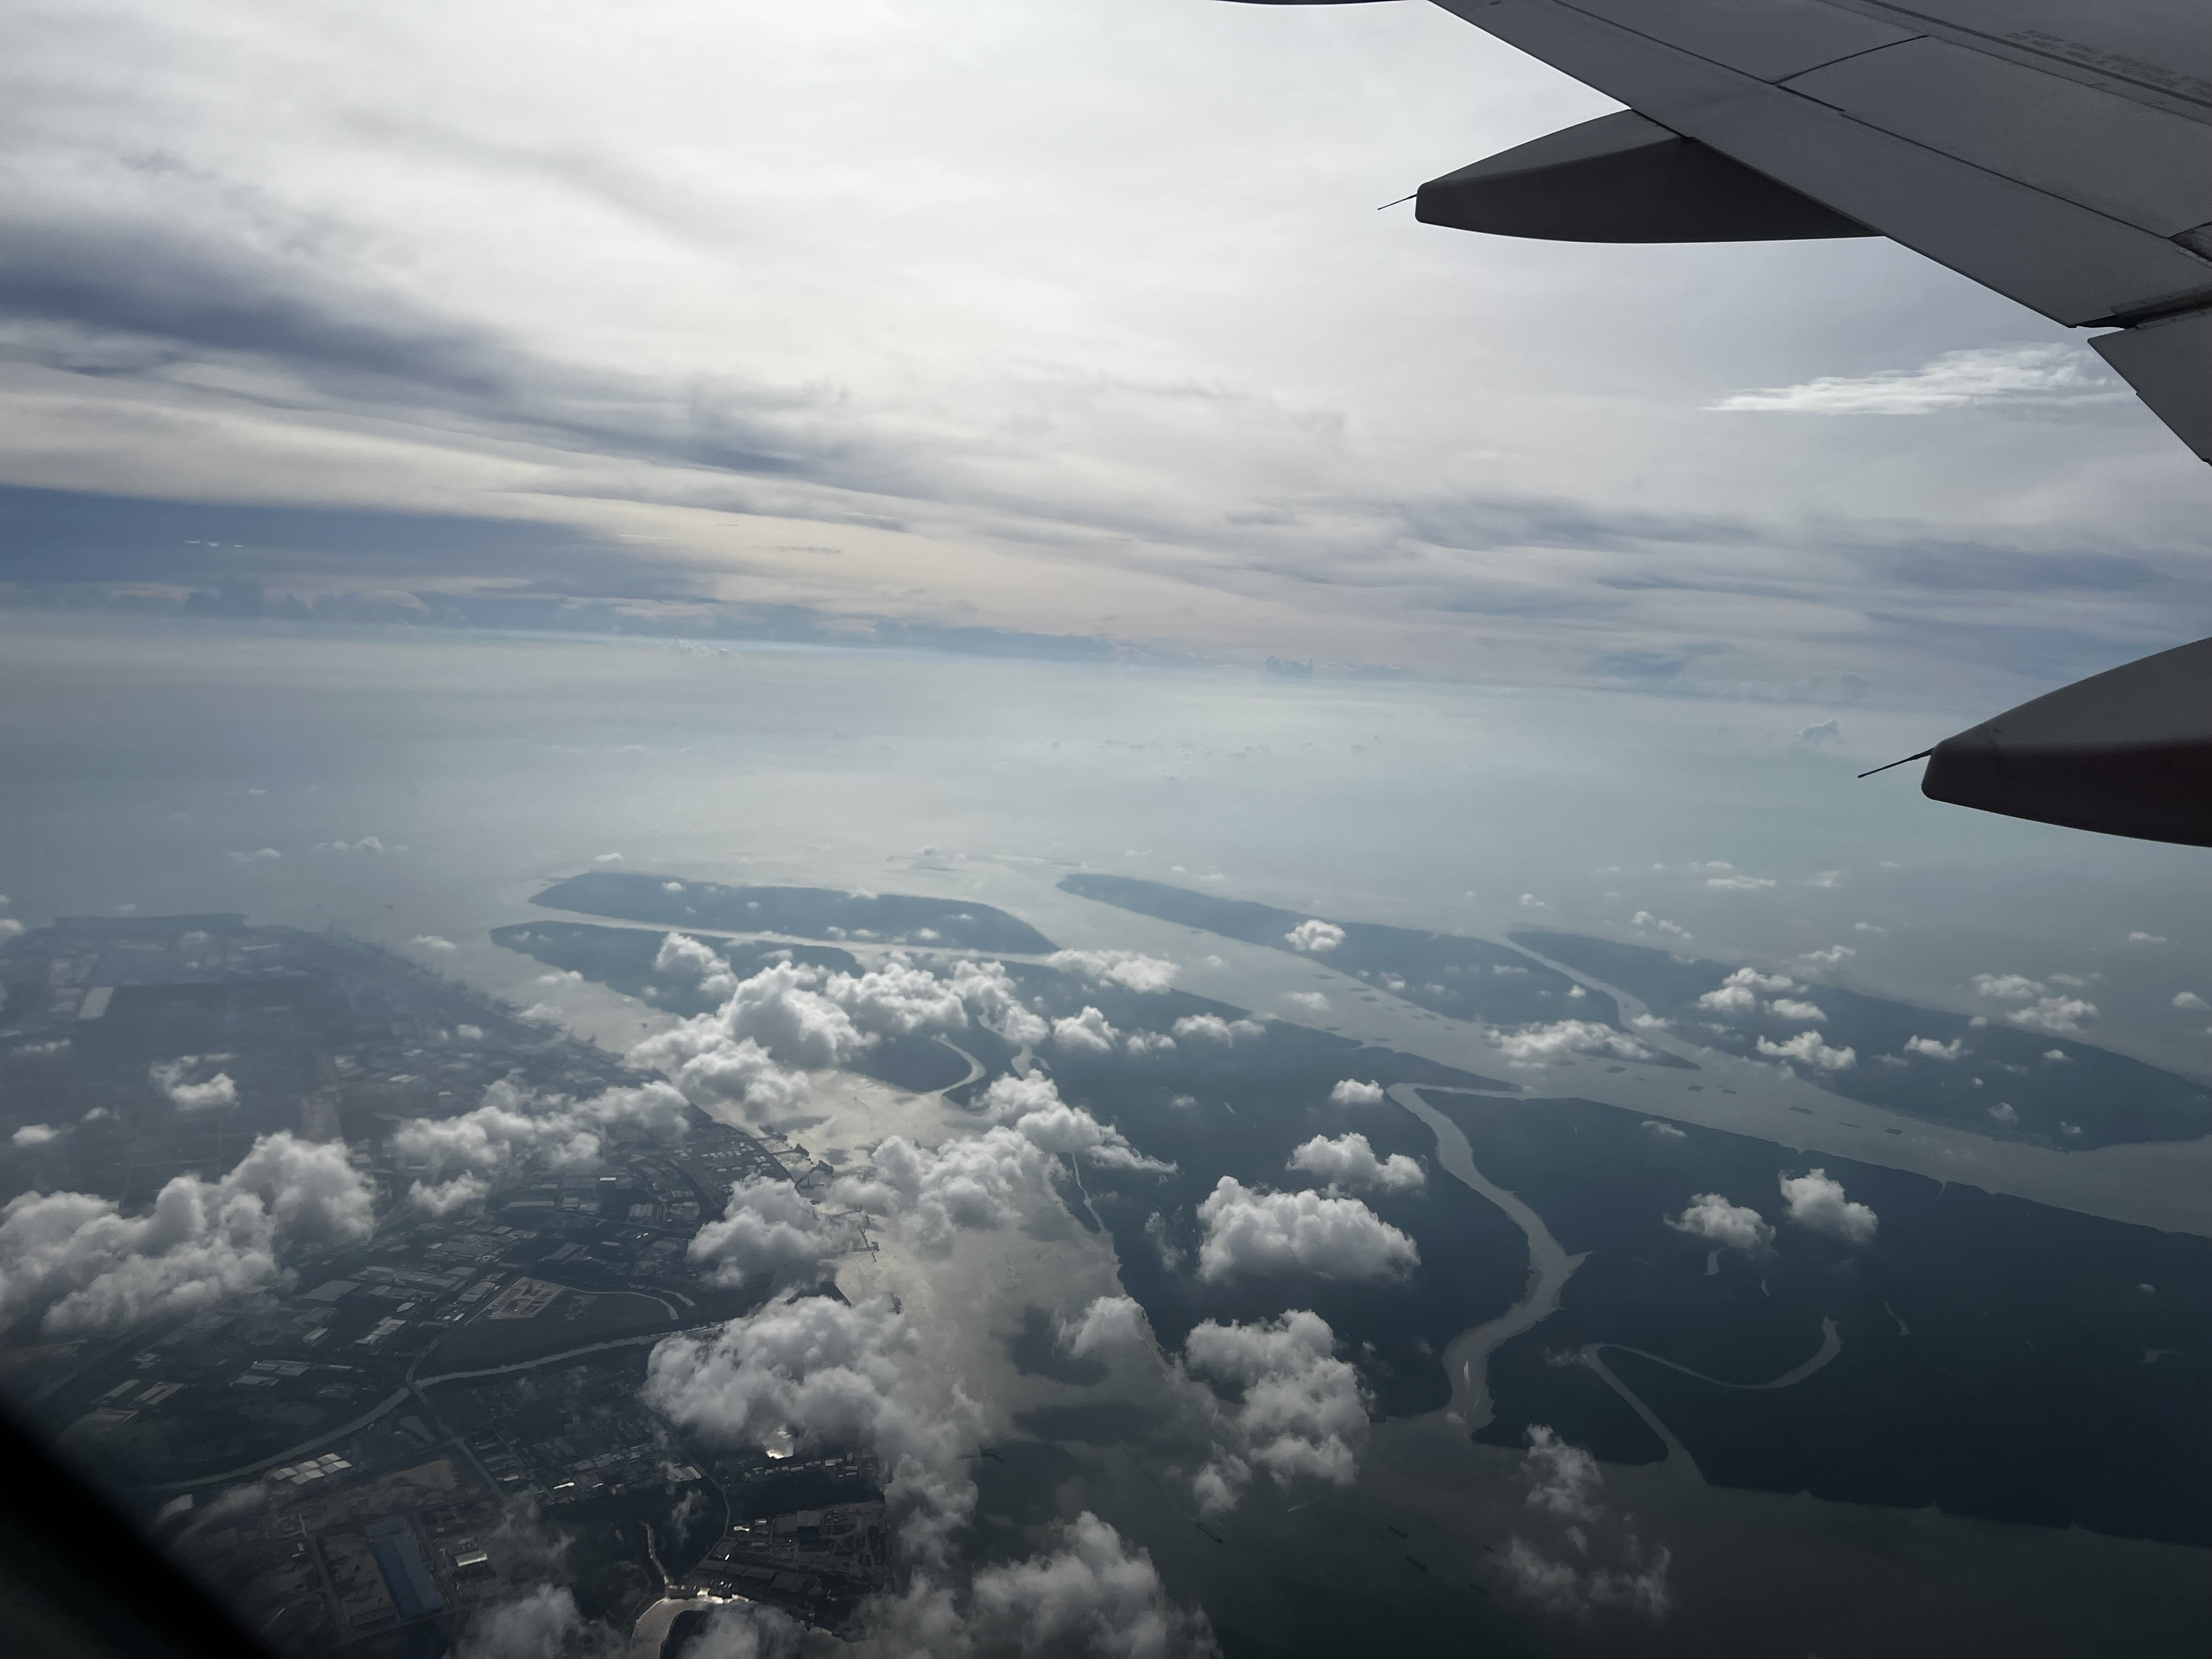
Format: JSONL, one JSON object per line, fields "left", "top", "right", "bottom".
{"left": 1386, "top": 1083, "right": 1584, "bottom": 1431}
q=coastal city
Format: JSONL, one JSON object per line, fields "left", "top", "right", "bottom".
{"left": 0, "top": 911, "right": 889, "bottom": 1653}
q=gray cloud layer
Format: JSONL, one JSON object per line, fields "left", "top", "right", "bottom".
{"left": 3, "top": 2, "right": 2206, "bottom": 702}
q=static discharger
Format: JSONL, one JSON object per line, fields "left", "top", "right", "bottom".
{"left": 1859, "top": 750, "right": 1933, "bottom": 779}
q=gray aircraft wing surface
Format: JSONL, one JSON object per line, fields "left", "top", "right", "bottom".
{"left": 1228, "top": 0, "right": 2212, "bottom": 847}
{"left": 1237, "top": 0, "right": 2212, "bottom": 462}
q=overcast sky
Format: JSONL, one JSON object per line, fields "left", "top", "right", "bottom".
{"left": 4, "top": 0, "right": 2208, "bottom": 702}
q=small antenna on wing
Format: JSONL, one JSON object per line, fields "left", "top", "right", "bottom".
{"left": 1378, "top": 193, "right": 1417, "bottom": 211}
{"left": 1858, "top": 749, "right": 1933, "bottom": 779}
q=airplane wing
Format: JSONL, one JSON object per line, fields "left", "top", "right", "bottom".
{"left": 1234, "top": 0, "right": 2212, "bottom": 465}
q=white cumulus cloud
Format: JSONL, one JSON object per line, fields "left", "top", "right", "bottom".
{"left": 1046, "top": 949, "right": 1180, "bottom": 994}
{"left": 1051, "top": 1006, "right": 1120, "bottom": 1055}
{"left": 1287, "top": 1133, "right": 1423, "bottom": 1194}
{"left": 1757, "top": 1031, "right": 1856, "bottom": 1072}
{"left": 2007, "top": 996, "right": 2096, "bottom": 1036}
{"left": 1061, "top": 1298, "right": 1369, "bottom": 1521}
{"left": 1328, "top": 1078, "right": 1384, "bottom": 1107}
{"left": 646, "top": 1293, "right": 978, "bottom": 1561}
{"left": 1283, "top": 919, "right": 1344, "bottom": 954}
{"left": 1666, "top": 1193, "right": 1772, "bottom": 1251}
{"left": 1501, "top": 1427, "right": 1672, "bottom": 1620}
{"left": 1194, "top": 1178, "right": 1417, "bottom": 1283}
{"left": 690, "top": 1175, "right": 861, "bottom": 1290}
{"left": 1172, "top": 1013, "right": 1266, "bottom": 1046}
{"left": 149, "top": 1055, "right": 239, "bottom": 1110}
{"left": 1902, "top": 1036, "right": 1963, "bottom": 1061}
{"left": 1493, "top": 1021, "right": 1650, "bottom": 1067}
{"left": 1780, "top": 1169, "right": 1878, "bottom": 1244}
{"left": 0, "top": 1132, "right": 374, "bottom": 1335}
{"left": 394, "top": 1077, "right": 690, "bottom": 1208}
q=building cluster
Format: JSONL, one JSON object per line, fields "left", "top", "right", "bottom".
{"left": 0, "top": 913, "right": 885, "bottom": 1657}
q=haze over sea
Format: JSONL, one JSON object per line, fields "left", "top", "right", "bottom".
{"left": 11, "top": 609, "right": 2212, "bottom": 1654}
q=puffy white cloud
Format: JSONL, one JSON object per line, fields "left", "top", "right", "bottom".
{"left": 227, "top": 847, "right": 281, "bottom": 863}
{"left": 634, "top": 957, "right": 1053, "bottom": 1116}
{"left": 654, "top": 931, "right": 738, "bottom": 998}
{"left": 0, "top": 919, "right": 21, "bottom": 942}
{"left": 2044, "top": 1048, "right": 2071, "bottom": 1062}
{"left": 1287, "top": 1133, "right": 1423, "bottom": 1194}
{"left": 0, "top": 1132, "right": 374, "bottom": 1335}
{"left": 1756, "top": 1031, "right": 1856, "bottom": 1072}
{"left": 1639, "top": 1119, "right": 1686, "bottom": 1139}
{"left": 1780, "top": 1169, "right": 1878, "bottom": 1244}
{"left": 629, "top": 959, "right": 858, "bottom": 1115}
{"left": 149, "top": 1055, "right": 238, "bottom": 1110}
{"left": 833, "top": 1076, "right": 1166, "bottom": 1255}
{"left": 1705, "top": 874, "right": 1776, "bottom": 891}
{"left": 646, "top": 1295, "right": 978, "bottom": 1558}
{"left": 1500, "top": 1427, "right": 1672, "bottom": 1621}
{"left": 1972, "top": 973, "right": 2044, "bottom": 1001}
{"left": 979, "top": 1073, "right": 1173, "bottom": 1173}
{"left": 1046, "top": 950, "right": 1179, "bottom": 994}
{"left": 2174, "top": 992, "right": 2208, "bottom": 1011}
{"left": 451, "top": 1585, "right": 621, "bottom": 1659}
{"left": 1698, "top": 967, "right": 1797, "bottom": 1015}
{"left": 1630, "top": 912, "right": 1691, "bottom": 940}
{"left": 1500, "top": 1536, "right": 1672, "bottom": 1621}
{"left": 12, "top": 1124, "right": 60, "bottom": 1148}
{"left": 1524, "top": 1423, "right": 1603, "bottom": 1525}
{"left": 1123, "top": 1030, "right": 1177, "bottom": 1057}
{"left": 1666, "top": 1193, "right": 1772, "bottom": 1251}
{"left": 2129, "top": 931, "right": 2168, "bottom": 945}
{"left": 394, "top": 1078, "right": 690, "bottom": 1207}
{"left": 1061, "top": 1298, "right": 1370, "bottom": 1521}
{"left": 410, "top": 933, "right": 457, "bottom": 951}
{"left": 410, "top": 1173, "right": 491, "bottom": 1216}
{"left": 1902, "top": 1036, "right": 1963, "bottom": 1061}
{"left": 945, "top": 959, "right": 1051, "bottom": 1048}
{"left": 1051, "top": 1006, "right": 1120, "bottom": 1055}
{"left": 690, "top": 1175, "right": 861, "bottom": 1289}
{"left": 1328, "top": 1078, "right": 1384, "bottom": 1107}
{"left": 1800, "top": 944, "right": 1856, "bottom": 967}
{"left": 832, "top": 1130, "right": 1039, "bottom": 1256}
{"left": 1172, "top": 1014, "right": 1266, "bottom": 1046}
{"left": 1766, "top": 999, "right": 1824, "bottom": 1022}
{"left": 1183, "top": 1310, "right": 1370, "bottom": 1515}
{"left": 1987, "top": 1102, "right": 2018, "bottom": 1124}
{"left": 1194, "top": 1178, "right": 1417, "bottom": 1283}
{"left": 1493, "top": 1021, "right": 1650, "bottom": 1067}
{"left": 1281, "top": 990, "right": 1331, "bottom": 1013}
{"left": 967, "top": 1510, "right": 1219, "bottom": 1658}
{"left": 2007, "top": 995, "right": 2096, "bottom": 1036}
{"left": 669, "top": 1604, "right": 800, "bottom": 1659}
{"left": 1283, "top": 920, "right": 1344, "bottom": 954}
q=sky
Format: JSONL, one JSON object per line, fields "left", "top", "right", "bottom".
{"left": 3, "top": 0, "right": 2210, "bottom": 706}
